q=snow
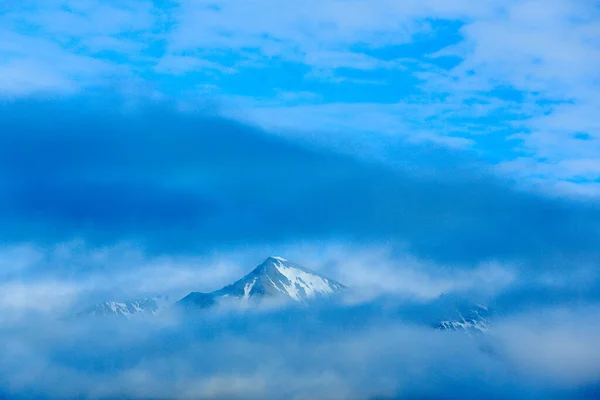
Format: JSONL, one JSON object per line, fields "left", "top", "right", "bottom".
{"left": 272, "top": 259, "right": 335, "bottom": 301}
{"left": 438, "top": 308, "right": 489, "bottom": 335}
{"left": 267, "top": 275, "right": 288, "bottom": 296}
{"left": 85, "top": 296, "right": 169, "bottom": 318}
{"left": 438, "top": 319, "right": 489, "bottom": 334}
{"left": 132, "top": 302, "right": 143, "bottom": 313}
{"left": 243, "top": 278, "right": 257, "bottom": 299}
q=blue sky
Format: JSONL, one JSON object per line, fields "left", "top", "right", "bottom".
{"left": 1, "top": 1, "right": 600, "bottom": 399}
{"left": 2, "top": 0, "right": 600, "bottom": 195}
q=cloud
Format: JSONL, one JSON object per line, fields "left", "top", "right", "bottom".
{"left": 4, "top": 0, "right": 155, "bottom": 41}
{"left": 0, "top": 240, "right": 254, "bottom": 320}
{"left": 166, "top": 0, "right": 484, "bottom": 67}
{"left": 0, "top": 1, "right": 154, "bottom": 95}
{"left": 284, "top": 245, "right": 516, "bottom": 301}
{"left": 0, "top": 237, "right": 597, "bottom": 399}
{"left": 2, "top": 0, "right": 599, "bottom": 195}
{"left": 164, "top": 0, "right": 600, "bottom": 191}
{"left": 1, "top": 299, "right": 599, "bottom": 399}
{"left": 423, "top": 0, "right": 600, "bottom": 189}
{"left": 155, "top": 55, "right": 237, "bottom": 75}
{"left": 0, "top": 31, "right": 120, "bottom": 96}
{"left": 495, "top": 305, "right": 600, "bottom": 386}
{"left": 2, "top": 98, "right": 600, "bottom": 271}
{"left": 0, "top": 281, "right": 80, "bottom": 321}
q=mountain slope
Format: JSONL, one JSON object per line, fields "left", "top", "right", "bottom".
{"left": 76, "top": 295, "right": 170, "bottom": 318}
{"left": 436, "top": 303, "right": 491, "bottom": 335}
{"left": 178, "top": 256, "right": 346, "bottom": 309}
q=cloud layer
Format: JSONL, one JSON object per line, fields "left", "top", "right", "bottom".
{"left": 2, "top": 0, "right": 599, "bottom": 193}
{"left": 1, "top": 299, "right": 599, "bottom": 400}
{"left": 2, "top": 99, "right": 600, "bottom": 270}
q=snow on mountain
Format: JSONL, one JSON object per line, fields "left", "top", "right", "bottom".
{"left": 178, "top": 256, "right": 346, "bottom": 309}
{"left": 77, "top": 295, "right": 170, "bottom": 318}
{"left": 436, "top": 304, "right": 491, "bottom": 335}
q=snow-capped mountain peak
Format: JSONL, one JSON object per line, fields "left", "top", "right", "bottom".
{"left": 178, "top": 256, "right": 346, "bottom": 309}
{"left": 77, "top": 257, "right": 346, "bottom": 316}
{"left": 77, "top": 295, "right": 170, "bottom": 318}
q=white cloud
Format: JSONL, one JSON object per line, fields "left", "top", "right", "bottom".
{"left": 167, "top": 0, "right": 488, "bottom": 65}
{"left": 0, "top": 241, "right": 248, "bottom": 319}
{"left": 0, "top": 243, "right": 44, "bottom": 278}
{"left": 218, "top": 98, "right": 491, "bottom": 150}
{"left": 0, "top": 281, "right": 81, "bottom": 320}
{"left": 2, "top": 0, "right": 599, "bottom": 194}
{"left": 6, "top": 0, "right": 155, "bottom": 38}
{"left": 289, "top": 245, "right": 517, "bottom": 301}
{"left": 0, "top": 1, "right": 154, "bottom": 95}
{"left": 168, "top": 0, "right": 600, "bottom": 191}
{"left": 496, "top": 305, "right": 600, "bottom": 386}
{"left": 2, "top": 301, "right": 600, "bottom": 399}
{"left": 427, "top": 0, "right": 600, "bottom": 190}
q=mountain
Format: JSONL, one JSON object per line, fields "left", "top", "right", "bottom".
{"left": 178, "top": 256, "right": 346, "bottom": 309}
{"left": 436, "top": 303, "right": 491, "bottom": 335}
{"left": 76, "top": 295, "right": 171, "bottom": 318}
{"left": 76, "top": 257, "right": 345, "bottom": 318}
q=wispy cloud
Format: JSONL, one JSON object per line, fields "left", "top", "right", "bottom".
{"left": 2, "top": 0, "right": 599, "bottom": 194}
{"left": 0, "top": 1, "right": 155, "bottom": 95}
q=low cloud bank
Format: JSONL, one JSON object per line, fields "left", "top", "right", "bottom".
{"left": 1, "top": 301, "right": 599, "bottom": 399}
{"left": 0, "top": 241, "right": 598, "bottom": 399}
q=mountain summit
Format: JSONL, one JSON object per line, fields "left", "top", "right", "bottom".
{"left": 178, "top": 256, "right": 346, "bottom": 309}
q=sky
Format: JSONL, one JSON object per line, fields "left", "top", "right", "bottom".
{"left": 1, "top": 1, "right": 600, "bottom": 399}
{"left": 2, "top": 0, "right": 600, "bottom": 195}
